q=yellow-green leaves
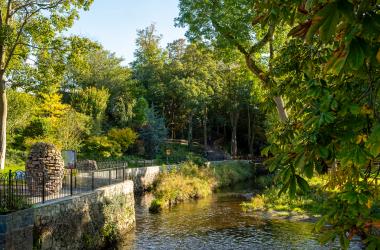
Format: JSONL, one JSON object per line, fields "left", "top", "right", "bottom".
{"left": 365, "top": 124, "right": 380, "bottom": 157}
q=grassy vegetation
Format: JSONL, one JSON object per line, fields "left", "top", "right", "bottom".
{"left": 149, "top": 160, "right": 256, "bottom": 212}
{"left": 155, "top": 142, "right": 205, "bottom": 165}
{"left": 210, "top": 160, "right": 255, "bottom": 187}
{"left": 241, "top": 176, "right": 329, "bottom": 217}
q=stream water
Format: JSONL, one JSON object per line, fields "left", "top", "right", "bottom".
{"left": 116, "top": 192, "right": 363, "bottom": 250}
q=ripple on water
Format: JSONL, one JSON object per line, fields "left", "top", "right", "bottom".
{"left": 117, "top": 194, "right": 363, "bottom": 250}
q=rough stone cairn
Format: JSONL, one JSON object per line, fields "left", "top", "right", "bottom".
{"left": 26, "top": 143, "right": 65, "bottom": 196}
{"left": 76, "top": 160, "right": 97, "bottom": 171}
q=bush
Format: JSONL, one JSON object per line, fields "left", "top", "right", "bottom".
{"left": 82, "top": 136, "right": 122, "bottom": 159}
{"left": 107, "top": 128, "right": 138, "bottom": 152}
{"left": 211, "top": 160, "right": 255, "bottom": 187}
{"left": 23, "top": 118, "right": 53, "bottom": 139}
{"left": 149, "top": 161, "right": 215, "bottom": 212}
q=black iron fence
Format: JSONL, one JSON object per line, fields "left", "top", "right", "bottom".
{"left": 0, "top": 166, "right": 132, "bottom": 213}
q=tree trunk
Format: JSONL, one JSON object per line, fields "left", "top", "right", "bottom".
{"left": 248, "top": 106, "right": 255, "bottom": 157}
{"left": 273, "top": 96, "right": 288, "bottom": 122}
{"left": 0, "top": 80, "right": 7, "bottom": 169}
{"left": 188, "top": 112, "right": 193, "bottom": 150}
{"left": 203, "top": 107, "right": 207, "bottom": 148}
{"left": 244, "top": 54, "right": 289, "bottom": 123}
{"left": 230, "top": 112, "right": 239, "bottom": 158}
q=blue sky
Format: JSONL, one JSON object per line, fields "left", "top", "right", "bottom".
{"left": 67, "top": 0, "right": 186, "bottom": 64}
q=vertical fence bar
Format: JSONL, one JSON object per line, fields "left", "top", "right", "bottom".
{"left": 122, "top": 167, "right": 125, "bottom": 181}
{"left": 42, "top": 172, "right": 45, "bottom": 203}
{"left": 108, "top": 169, "right": 111, "bottom": 185}
{"left": 8, "top": 170, "right": 12, "bottom": 208}
{"left": 70, "top": 169, "right": 73, "bottom": 196}
{"left": 91, "top": 171, "right": 95, "bottom": 191}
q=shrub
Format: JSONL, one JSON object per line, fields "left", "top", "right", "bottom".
{"left": 82, "top": 136, "right": 122, "bottom": 159}
{"left": 107, "top": 128, "right": 138, "bottom": 152}
{"left": 211, "top": 160, "right": 255, "bottom": 187}
{"left": 241, "top": 195, "right": 266, "bottom": 211}
{"left": 140, "top": 108, "right": 167, "bottom": 159}
{"left": 149, "top": 161, "right": 215, "bottom": 212}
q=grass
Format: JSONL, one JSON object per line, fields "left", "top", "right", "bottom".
{"left": 241, "top": 176, "right": 328, "bottom": 216}
{"left": 210, "top": 160, "right": 255, "bottom": 187}
{"left": 149, "top": 160, "right": 256, "bottom": 212}
{"left": 149, "top": 161, "right": 215, "bottom": 212}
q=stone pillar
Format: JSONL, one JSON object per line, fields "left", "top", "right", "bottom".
{"left": 26, "top": 143, "right": 64, "bottom": 196}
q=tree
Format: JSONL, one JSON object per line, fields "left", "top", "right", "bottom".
{"left": 0, "top": 0, "right": 93, "bottom": 168}
{"left": 131, "top": 24, "right": 166, "bottom": 107}
{"left": 107, "top": 128, "right": 138, "bottom": 153}
{"left": 257, "top": 1, "right": 380, "bottom": 248}
{"left": 140, "top": 108, "right": 167, "bottom": 159}
{"left": 176, "top": 0, "right": 289, "bottom": 122}
{"left": 71, "top": 87, "right": 110, "bottom": 133}
{"left": 7, "top": 89, "right": 36, "bottom": 143}
{"left": 216, "top": 54, "right": 252, "bottom": 157}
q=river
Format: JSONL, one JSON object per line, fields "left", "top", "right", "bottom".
{"left": 116, "top": 192, "right": 363, "bottom": 250}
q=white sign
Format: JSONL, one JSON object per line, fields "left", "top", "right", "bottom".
{"left": 62, "top": 150, "right": 76, "bottom": 169}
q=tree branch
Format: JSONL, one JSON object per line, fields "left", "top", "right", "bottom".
{"left": 248, "top": 24, "right": 275, "bottom": 55}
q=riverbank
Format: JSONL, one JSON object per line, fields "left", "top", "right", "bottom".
{"left": 148, "top": 160, "right": 255, "bottom": 212}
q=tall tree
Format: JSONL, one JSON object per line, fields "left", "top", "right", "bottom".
{"left": 217, "top": 55, "right": 252, "bottom": 157}
{"left": 131, "top": 24, "right": 166, "bottom": 107}
{"left": 0, "top": 0, "right": 93, "bottom": 168}
{"left": 177, "top": 0, "right": 289, "bottom": 122}
{"left": 259, "top": 1, "right": 380, "bottom": 247}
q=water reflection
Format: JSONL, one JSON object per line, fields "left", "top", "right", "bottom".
{"left": 117, "top": 194, "right": 363, "bottom": 250}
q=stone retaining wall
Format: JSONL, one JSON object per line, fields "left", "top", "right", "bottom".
{"left": 125, "top": 166, "right": 161, "bottom": 193}
{"left": 0, "top": 181, "right": 135, "bottom": 250}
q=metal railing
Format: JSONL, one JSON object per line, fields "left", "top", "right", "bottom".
{"left": 0, "top": 166, "right": 131, "bottom": 213}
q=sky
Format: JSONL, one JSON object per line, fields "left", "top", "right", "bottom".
{"left": 67, "top": 0, "right": 186, "bottom": 65}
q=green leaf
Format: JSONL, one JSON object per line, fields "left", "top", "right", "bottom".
{"left": 295, "top": 153, "right": 306, "bottom": 170}
{"left": 289, "top": 176, "right": 297, "bottom": 199}
{"left": 319, "top": 5, "right": 340, "bottom": 41}
{"left": 304, "top": 163, "right": 314, "bottom": 178}
{"left": 349, "top": 104, "right": 360, "bottom": 115}
{"left": 314, "top": 216, "right": 327, "bottom": 232}
{"left": 278, "top": 181, "right": 289, "bottom": 197}
{"left": 296, "top": 175, "right": 310, "bottom": 192}
{"left": 347, "top": 38, "right": 365, "bottom": 70}
{"left": 319, "top": 230, "right": 337, "bottom": 244}
{"left": 366, "top": 124, "right": 380, "bottom": 157}
{"left": 319, "top": 146, "right": 329, "bottom": 159}
{"left": 306, "top": 3, "right": 339, "bottom": 42}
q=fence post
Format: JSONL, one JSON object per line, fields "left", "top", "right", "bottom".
{"left": 122, "top": 167, "right": 125, "bottom": 181}
{"left": 70, "top": 169, "right": 73, "bottom": 196}
{"left": 108, "top": 169, "right": 111, "bottom": 185}
{"left": 42, "top": 172, "right": 45, "bottom": 203}
{"left": 8, "top": 170, "right": 12, "bottom": 206}
{"left": 91, "top": 171, "right": 94, "bottom": 191}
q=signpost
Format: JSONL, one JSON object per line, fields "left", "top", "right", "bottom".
{"left": 62, "top": 150, "right": 77, "bottom": 169}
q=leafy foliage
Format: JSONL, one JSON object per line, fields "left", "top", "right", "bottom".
{"left": 82, "top": 136, "right": 122, "bottom": 159}
{"left": 140, "top": 108, "right": 168, "bottom": 159}
{"left": 107, "top": 128, "right": 138, "bottom": 153}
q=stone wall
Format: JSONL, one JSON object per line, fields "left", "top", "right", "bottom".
{"left": 33, "top": 180, "right": 135, "bottom": 250}
{"left": 125, "top": 166, "right": 160, "bottom": 193}
{"left": 0, "top": 181, "right": 135, "bottom": 250}
{"left": 0, "top": 208, "right": 34, "bottom": 250}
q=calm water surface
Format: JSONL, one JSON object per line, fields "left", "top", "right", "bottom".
{"left": 117, "top": 193, "right": 363, "bottom": 250}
